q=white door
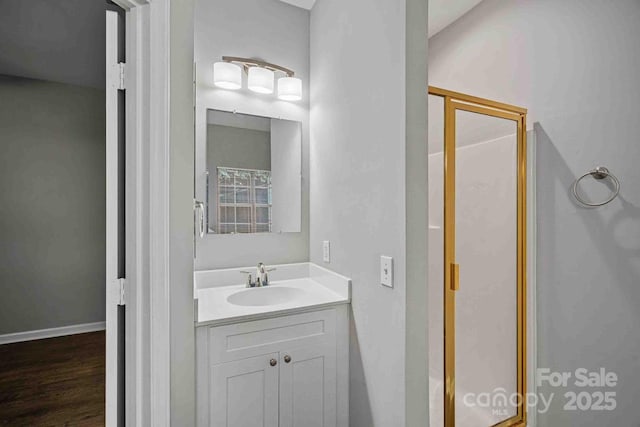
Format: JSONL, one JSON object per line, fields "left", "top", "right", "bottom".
{"left": 106, "top": 9, "right": 125, "bottom": 427}
{"left": 211, "top": 353, "right": 280, "bottom": 427}
{"left": 279, "top": 345, "right": 337, "bottom": 427}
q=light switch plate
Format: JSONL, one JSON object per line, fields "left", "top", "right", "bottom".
{"left": 323, "top": 240, "right": 330, "bottom": 263}
{"left": 381, "top": 256, "right": 393, "bottom": 288}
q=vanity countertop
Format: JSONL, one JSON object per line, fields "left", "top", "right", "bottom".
{"left": 194, "top": 263, "right": 351, "bottom": 326}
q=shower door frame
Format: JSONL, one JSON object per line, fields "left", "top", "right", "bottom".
{"left": 429, "top": 86, "right": 528, "bottom": 427}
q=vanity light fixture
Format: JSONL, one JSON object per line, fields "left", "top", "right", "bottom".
{"left": 247, "top": 67, "right": 275, "bottom": 94}
{"left": 214, "top": 56, "right": 302, "bottom": 101}
{"left": 277, "top": 76, "right": 302, "bottom": 101}
{"left": 213, "top": 61, "right": 242, "bottom": 90}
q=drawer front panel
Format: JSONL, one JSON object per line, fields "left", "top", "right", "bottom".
{"left": 209, "top": 309, "right": 336, "bottom": 364}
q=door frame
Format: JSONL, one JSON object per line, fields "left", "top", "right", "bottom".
{"left": 429, "top": 86, "right": 528, "bottom": 427}
{"left": 105, "top": 9, "right": 122, "bottom": 426}
{"left": 109, "top": 0, "right": 174, "bottom": 425}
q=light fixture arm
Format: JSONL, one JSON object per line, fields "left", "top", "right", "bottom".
{"left": 222, "top": 56, "right": 295, "bottom": 77}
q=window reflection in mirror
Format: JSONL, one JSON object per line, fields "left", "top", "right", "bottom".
{"left": 205, "top": 110, "right": 302, "bottom": 234}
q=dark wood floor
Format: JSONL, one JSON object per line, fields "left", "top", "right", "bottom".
{"left": 0, "top": 331, "right": 105, "bottom": 426}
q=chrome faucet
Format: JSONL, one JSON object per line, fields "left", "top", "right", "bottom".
{"left": 240, "top": 263, "right": 276, "bottom": 288}
{"left": 256, "top": 262, "right": 269, "bottom": 287}
{"left": 241, "top": 272, "right": 254, "bottom": 288}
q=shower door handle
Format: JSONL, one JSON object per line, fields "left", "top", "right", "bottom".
{"left": 450, "top": 263, "right": 460, "bottom": 291}
{"left": 194, "top": 200, "right": 205, "bottom": 238}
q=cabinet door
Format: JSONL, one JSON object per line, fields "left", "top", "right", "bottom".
{"left": 279, "top": 344, "right": 337, "bottom": 427}
{"left": 211, "top": 353, "right": 279, "bottom": 427}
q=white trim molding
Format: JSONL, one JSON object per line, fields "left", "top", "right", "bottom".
{"left": 105, "top": 0, "right": 172, "bottom": 425}
{"left": 0, "top": 322, "right": 106, "bottom": 345}
{"left": 148, "top": 0, "right": 172, "bottom": 425}
{"left": 124, "top": 4, "right": 152, "bottom": 426}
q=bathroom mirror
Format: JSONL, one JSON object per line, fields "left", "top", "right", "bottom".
{"left": 205, "top": 109, "right": 302, "bottom": 234}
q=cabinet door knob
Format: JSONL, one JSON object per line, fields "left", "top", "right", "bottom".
{"left": 270, "top": 358, "right": 277, "bottom": 367}
{"left": 284, "top": 355, "right": 292, "bottom": 363}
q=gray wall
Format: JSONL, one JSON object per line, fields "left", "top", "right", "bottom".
{"left": 429, "top": 1, "right": 640, "bottom": 425}
{"left": 270, "top": 118, "right": 302, "bottom": 233}
{"left": 207, "top": 124, "right": 271, "bottom": 230}
{"left": 208, "top": 125, "right": 271, "bottom": 172}
{"left": 0, "top": 75, "right": 105, "bottom": 335}
{"left": 0, "top": 0, "right": 121, "bottom": 88}
{"left": 404, "top": 0, "right": 429, "bottom": 424}
{"left": 310, "top": 0, "right": 428, "bottom": 425}
{"left": 194, "top": 0, "right": 310, "bottom": 270}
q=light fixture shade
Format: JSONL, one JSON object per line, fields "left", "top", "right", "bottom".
{"left": 277, "top": 77, "right": 302, "bottom": 101}
{"left": 247, "top": 67, "right": 274, "bottom": 94}
{"left": 213, "top": 62, "right": 241, "bottom": 90}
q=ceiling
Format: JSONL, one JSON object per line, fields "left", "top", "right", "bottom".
{"left": 0, "top": 0, "right": 114, "bottom": 89}
{"left": 279, "top": 0, "right": 483, "bottom": 38}
{"left": 0, "top": 0, "right": 481, "bottom": 89}
{"left": 428, "top": 0, "right": 484, "bottom": 37}
{"left": 279, "top": 0, "right": 316, "bottom": 9}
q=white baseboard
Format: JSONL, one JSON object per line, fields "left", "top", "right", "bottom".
{"left": 0, "top": 321, "right": 106, "bottom": 345}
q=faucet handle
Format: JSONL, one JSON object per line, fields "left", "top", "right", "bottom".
{"left": 256, "top": 263, "right": 276, "bottom": 272}
{"left": 239, "top": 270, "right": 254, "bottom": 287}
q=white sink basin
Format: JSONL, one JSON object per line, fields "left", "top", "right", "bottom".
{"left": 195, "top": 263, "right": 352, "bottom": 325}
{"left": 226, "top": 286, "right": 306, "bottom": 307}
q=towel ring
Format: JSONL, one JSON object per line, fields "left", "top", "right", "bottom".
{"left": 572, "top": 166, "right": 620, "bottom": 207}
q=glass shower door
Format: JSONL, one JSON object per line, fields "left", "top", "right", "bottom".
{"left": 431, "top": 87, "right": 527, "bottom": 427}
{"left": 453, "top": 108, "right": 519, "bottom": 426}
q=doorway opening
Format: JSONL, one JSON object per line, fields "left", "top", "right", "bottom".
{"left": 0, "top": 1, "right": 125, "bottom": 425}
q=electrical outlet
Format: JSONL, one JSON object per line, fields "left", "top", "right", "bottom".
{"left": 323, "top": 240, "right": 330, "bottom": 263}
{"left": 381, "top": 256, "right": 393, "bottom": 288}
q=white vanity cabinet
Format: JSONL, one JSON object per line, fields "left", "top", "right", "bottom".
{"left": 278, "top": 343, "right": 336, "bottom": 427}
{"left": 196, "top": 305, "right": 349, "bottom": 427}
{"left": 211, "top": 353, "right": 280, "bottom": 427}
